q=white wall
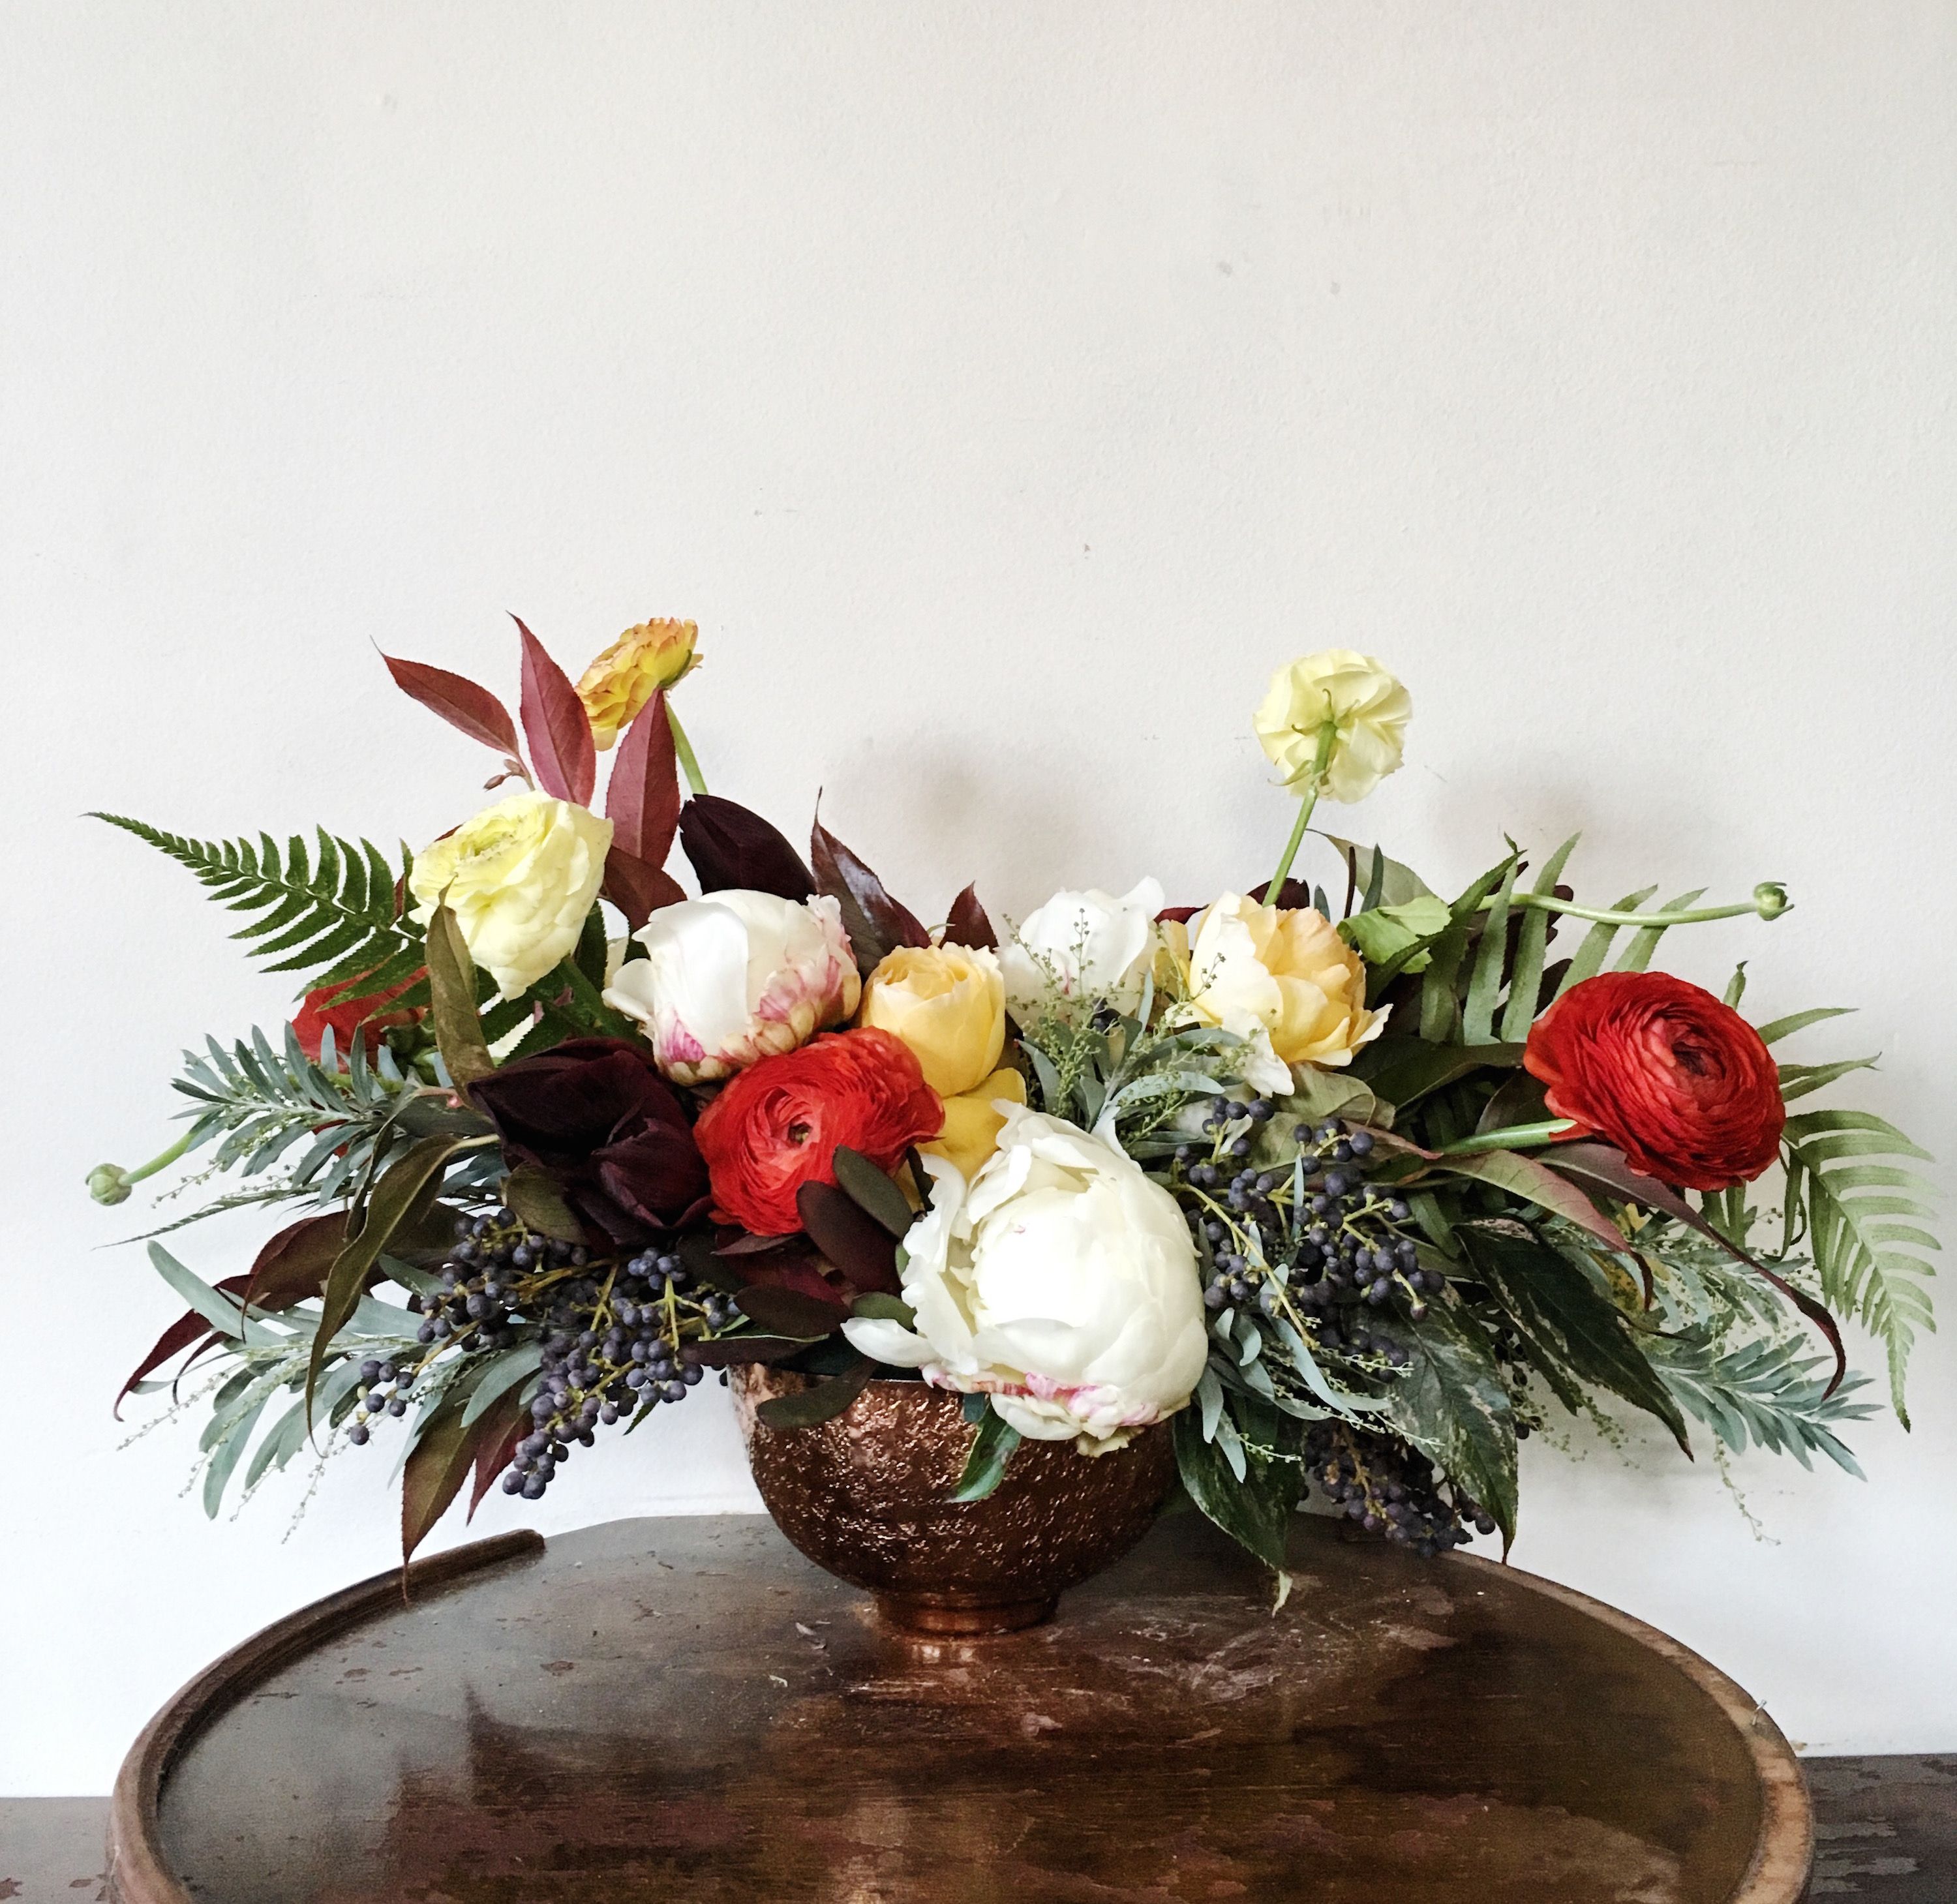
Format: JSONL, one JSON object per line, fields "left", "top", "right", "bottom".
{"left": 5, "top": 1, "right": 1954, "bottom": 1794}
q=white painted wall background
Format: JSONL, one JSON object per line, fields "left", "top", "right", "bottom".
{"left": 3, "top": 1, "right": 1952, "bottom": 1794}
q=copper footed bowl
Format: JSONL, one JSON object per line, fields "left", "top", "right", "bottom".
{"left": 729, "top": 1366, "right": 1177, "bottom": 1634}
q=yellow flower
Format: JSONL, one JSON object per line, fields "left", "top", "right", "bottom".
{"left": 924, "top": 1067, "right": 1028, "bottom": 1181}
{"left": 857, "top": 943, "right": 1005, "bottom": 1097}
{"left": 1254, "top": 651, "right": 1410, "bottom": 805}
{"left": 576, "top": 618, "right": 699, "bottom": 749}
{"left": 1172, "top": 893, "right": 1387, "bottom": 1077}
{"left": 408, "top": 791, "right": 612, "bottom": 1000}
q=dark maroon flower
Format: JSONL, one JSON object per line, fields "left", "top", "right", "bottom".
{"left": 468, "top": 1038, "right": 708, "bottom": 1244}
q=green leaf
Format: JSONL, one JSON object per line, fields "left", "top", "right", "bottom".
{"left": 1461, "top": 857, "right": 1519, "bottom": 1044}
{"left": 1459, "top": 1225, "right": 1690, "bottom": 1453}
{"left": 1320, "top": 836, "right": 1434, "bottom": 908}
{"left": 146, "top": 1242, "right": 257, "bottom": 1340}
{"left": 1172, "top": 1406, "right": 1298, "bottom": 1569}
{"left": 1440, "top": 1149, "right": 1625, "bottom": 1252}
{"left": 203, "top": 1392, "right": 271, "bottom": 1517}
{"left": 1648, "top": 1331, "right": 1874, "bottom": 1477}
{"left": 831, "top": 1146, "right": 915, "bottom": 1239}
{"left": 1417, "top": 853, "right": 1521, "bottom": 1041}
{"left": 1553, "top": 886, "right": 1658, "bottom": 999}
{"left": 501, "top": 1164, "right": 584, "bottom": 1242}
{"left": 92, "top": 813, "right": 425, "bottom": 999}
{"left": 849, "top": 1292, "right": 918, "bottom": 1325}
{"left": 1350, "top": 1036, "right": 1525, "bottom": 1110}
{"left": 425, "top": 903, "right": 496, "bottom": 1086}
{"left": 755, "top": 1361, "right": 875, "bottom": 1428}
{"left": 1499, "top": 834, "right": 1580, "bottom": 1042}
{"left": 1784, "top": 1110, "right": 1939, "bottom": 1423}
{"left": 948, "top": 1409, "right": 1023, "bottom": 1502}
{"left": 459, "top": 1344, "right": 545, "bottom": 1430}
{"left": 1755, "top": 1006, "right": 1855, "bottom": 1046}
{"left": 1616, "top": 889, "right": 1705, "bottom": 974}
{"left": 307, "top": 1135, "right": 463, "bottom": 1420}
{"left": 1340, "top": 896, "right": 1451, "bottom": 972}
{"left": 1374, "top": 1301, "right": 1518, "bottom": 1547}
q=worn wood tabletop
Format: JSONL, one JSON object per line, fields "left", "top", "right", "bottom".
{"left": 95, "top": 1511, "right": 1810, "bottom": 1904}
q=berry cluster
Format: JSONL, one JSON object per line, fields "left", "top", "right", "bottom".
{"left": 502, "top": 1247, "right": 742, "bottom": 1502}
{"left": 411, "top": 1209, "right": 590, "bottom": 1352}
{"left": 1304, "top": 1421, "right": 1497, "bottom": 1557}
{"left": 344, "top": 1356, "right": 404, "bottom": 1446}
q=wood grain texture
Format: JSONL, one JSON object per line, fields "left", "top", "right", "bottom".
{"left": 103, "top": 1512, "right": 1808, "bottom": 1904}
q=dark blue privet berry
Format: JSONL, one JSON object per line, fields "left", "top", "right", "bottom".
{"left": 1230, "top": 1136, "right": 1253, "bottom": 1159}
{"left": 346, "top": 1422, "right": 370, "bottom": 1446}
{"left": 386, "top": 1396, "right": 407, "bottom": 1417}
{"left": 416, "top": 1322, "right": 437, "bottom": 1344}
{"left": 365, "top": 1389, "right": 387, "bottom": 1411}
{"left": 359, "top": 1359, "right": 382, "bottom": 1385}
{"left": 521, "top": 1475, "right": 547, "bottom": 1501}
{"left": 1175, "top": 1144, "right": 1195, "bottom": 1164}
{"left": 1322, "top": 1171, "right": 1349, "bottom": 1198}
{"left": 1204, "top": 1284, "right": 1228, "bottom": 1310}
{"left": 501, "top": 1470, "right": 524, "bottom": 1495}
{"left": 1348, "top": 1130, "right": 1374, "bottom": 1156}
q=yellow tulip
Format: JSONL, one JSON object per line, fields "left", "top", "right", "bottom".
{"left": 858, "top": 943, "right": 1005, "bottom": 1098}
{"left": 576, "top": 618, "right": 699, "bottom": 749}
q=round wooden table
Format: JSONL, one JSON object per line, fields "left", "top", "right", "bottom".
{"left": 108, "top": 1512, "right": 1810, "bottom": 1903}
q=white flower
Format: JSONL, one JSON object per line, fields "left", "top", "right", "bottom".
{"left": 1254, "top": 650, "right": 1411, "bottom": 805}
{"left": 842, "top": 1109, "right": 1207, "bottom": 1453}
{"left": 603, "top": 889, "right": 860, "bottom": 1084}
{"left": 999, "top": 878, "right": 1166, "bottom": 1027}
{"left": 408, "top": 791, "right": 612, "bottom": 1001}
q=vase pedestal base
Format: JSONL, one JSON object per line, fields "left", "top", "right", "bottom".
{"left": 873, "top": 1589, "right": 1058, "bottom": 1635}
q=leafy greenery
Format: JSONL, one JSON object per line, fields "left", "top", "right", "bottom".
{"left": 1647, "top": 1331, "right": 1875, "bottom": 1475}
{"left": 93, "top": 815, "right": 427, "bottom": 998}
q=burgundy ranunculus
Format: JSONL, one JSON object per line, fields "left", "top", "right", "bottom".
{"left": 468, "top": 1038, "right": 709, "bottom": 1244}
{"left": 1524, "top": 972, "right": 1785, "bottom": 1191}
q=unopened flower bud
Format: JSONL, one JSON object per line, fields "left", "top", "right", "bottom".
{"left": 1753, "top": 883, "right": 1791, "bottom": 920}
{"left": 87, "top": 1164, "right": 132, "bottom": 1206}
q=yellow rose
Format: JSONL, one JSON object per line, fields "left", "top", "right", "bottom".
{"left": 1175, "top": 892, "right": 1387, "bottom": 1076}
{"left": 409, "top": 791, "right": 613, "bottom": 1001}
{"left": 1254, "top": 650, "right": 1410, "bottom": 805}
{"left": 924, "top": 1067, "right": 1028, "bottom": 1181}
{"left": 857, "top": 943, "right": 1005, "bottom": 1097}
{"left": 575, "top": 618, "right": 699, "bottom": 749}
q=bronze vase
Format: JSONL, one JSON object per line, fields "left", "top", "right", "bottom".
{"left": 729, "top": 1366, "right": 1177, "bottom": 1634}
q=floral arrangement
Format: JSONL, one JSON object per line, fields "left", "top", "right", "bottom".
{"left": 91, "top": 624, "right": 1938, "bottom": 1573}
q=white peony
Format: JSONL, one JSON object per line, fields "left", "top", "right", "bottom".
{"left": 999, "top": 878, "right": 1166, "bottom": 1027}
{"left": 842, "top": 1108, "right": 1208, "bottom": 1453}
{"left": 603, "top": 889, "right": 860, "bottom": 1085}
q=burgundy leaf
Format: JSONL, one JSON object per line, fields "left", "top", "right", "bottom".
{"left": 796, "top": 1180, "right": 903, "bottom": 1294}
{"left": 733, "top": 1283, "right": 853, "bottom": 1338}
{"left": 382, "top": 655, "right": 523, "bottom": 759}
{"left": 606, "top": 687, "right": 682, "bottom": 866}
{"left": 689, "top": 1335, "right": 809, "bottom": 1367}
{"left": 679, "top": 795, "right": 815, "bottom": 901}
{"left": 115, "top": 1292, "right": 238, "bottom": 1419}
{"left": 242, "top": 1211, "right": 349, "bottom": 1313}
{"left": 466, "top": 1395, "right": 531, "bottom": 1522}
{"left": 811, "top": 817, "right": 930, "bottom": 975}
{"left": 513, "top": 616, "right": 596, "bottom": 806}
{"left": 945, "top": 883, "right": 998, "bottom": 950}
{"left": 1545, "top": 1140, "right": 1847, "bottom": 1393}
{"left": 602, "top": 847, "right": 687, "bottom": 933}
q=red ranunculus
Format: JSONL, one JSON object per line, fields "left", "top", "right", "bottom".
{"left": 292, "top": 971, "right": 424, "bottom": 1063}
{"left": 1524, "top": 971, "right": 1785, "bottom": 1191}
{"left": 695, "top": 1028, "right": 943, "bottom": 1237}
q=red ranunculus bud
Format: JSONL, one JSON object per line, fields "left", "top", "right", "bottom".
{"left": 292, "top": 971, "right": 424, "bottom": 1063}
{"left": 694, "top": 1029, "right": 943, "bottom": 1237}
{"left": 1524, "top": 971, "right": 1785, "bottom": 1191}
{"left": 468, "top": 1038, "right": 710, "bottom": 1244}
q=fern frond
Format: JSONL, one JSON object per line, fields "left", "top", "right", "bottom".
{"left": 1784, "top": 1108, "right": 1939, "bottom": 1425}
{"left": 92, "top": 815, "right": 426, "bottom": 997}
{"left": 1648, "top": 1329, "right": 1875, "bottom": 1476}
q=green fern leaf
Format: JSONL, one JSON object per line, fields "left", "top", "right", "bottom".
{"left": 92, "top": 813, "right": 426, "bottom": 998}
{"left": 1785, "top": 1107, "right": 1939, "bottom": 1425}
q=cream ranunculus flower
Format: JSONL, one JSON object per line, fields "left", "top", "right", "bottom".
{"left": 1254, "top": 650, "right": 1410, "bottom": 805}
{"left": 409, "top": 791, "right": 613, "bottom": 1001}
{"left": 858, "top": 943, "right": 1005, "bottom": 1097}
{"left": 602, "top": 889, "right": 860, "bottom": 1084}
{"left": 999, "top": 879, "right": 1166, "bottom": 1027}
{"left": 840, "top": 1110, "right": 1208, "bottom": 1453}
{"left": 575, "top": 618, "right": 699, "bottom": 749}
{"left": 1171, "top": 892, "right": 1387, "bottom": 1083}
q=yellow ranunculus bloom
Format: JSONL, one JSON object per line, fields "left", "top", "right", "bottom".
{"left": 857, "top": 943, "right": 1006, "bottom": 1098}
{"left": 409, "top": 791, "right": 613, "bottom": 1001}
{"left": 1174, "top": 893, "right": 1387, "bottom": 1074}
{"left": 1254, "top": 651, "right": 1410, "bottom": 805}
{"left": 924, "top": 1067, "right": 1027, "bottom": 1182}
{"left": 576, "top": 618, "right": 700, "bottom": 749}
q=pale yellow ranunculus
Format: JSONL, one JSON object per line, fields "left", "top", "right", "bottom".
{"left": 924, "top": 1066, "right": 1027, "bottom": 1181}
{"left": 409, "top": 791, "right": 613, "bottom": 1001}
{"left": 1173, "top": 892, "right": 1387, "bottom": 1076}
{"left": 1254, "top": 650, "right": 1410, "bottom": 805}
{"left": 576, "top": 618, "right": 699, "bottom": 749}
{"left": 857, "top": 943, "right": 1005, "bottom": 1098}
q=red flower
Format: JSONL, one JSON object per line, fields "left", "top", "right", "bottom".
{"left": 292, "top": 972, "right": 424, "bottom": 1063}
{"left": 695, "top": 1029, "right": 943, "bottom": 1236}
{"left": 1524, "top": 971, "right": 1785, "bottom": 1191}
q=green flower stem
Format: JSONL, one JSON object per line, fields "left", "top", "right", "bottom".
{"left": 1266, "top": 722, "right": 1339, "bottom": 903}
{"left": 1485, "top": 883, "right": 1789, "bottom": 929}
{"left": 667, "top": 701, "right": 708, "bottom": 798}
{"left": 1432, "top": 1119, "right": 1577, "bottom": 1158}
{"left": 86, "top": 1127, "right": 198, "bottom": 1205}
